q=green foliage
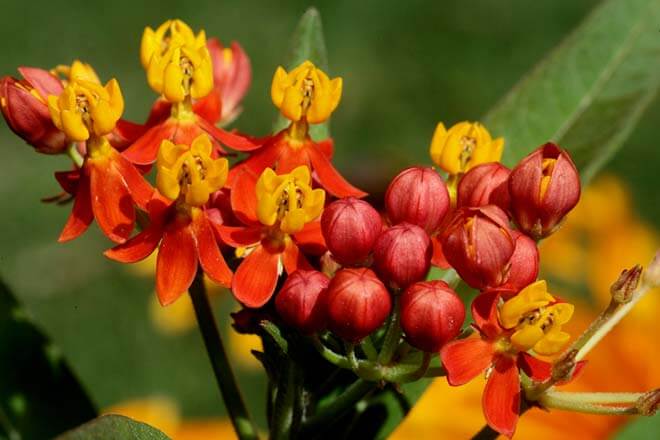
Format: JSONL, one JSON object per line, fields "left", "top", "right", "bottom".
{"left": 0, "top": 279, "right": 97, "bottom": 439}
{"left": 272, "top": 7, "right": 331, "bottom": 140}
{"left": 616, "top": 414, "right": 660, "bottom": 439}
{"left": 484, "top": 0, "right": 660, "bottom": 182}
{"left": 57, "top": 414, "right": 169, "bottom": 440}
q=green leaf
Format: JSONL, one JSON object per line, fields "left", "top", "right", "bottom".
{"left": 0, "top": 278, "right": 97, "bottom": 439}
{"left": 615, "top": 414, "right": 660, "bottom": 439}
{"left": 272, "top": 7, "right": 331, "bottom": 140}
{"left": 483, "top": 0, "right": 660, "bottom": 182}
{"left": 56, "top": 414, "right": 170, "bottom": 440}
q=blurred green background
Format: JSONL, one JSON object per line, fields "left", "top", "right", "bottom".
{"left": 1, "top": 0, "right": 659, "bottom": 435}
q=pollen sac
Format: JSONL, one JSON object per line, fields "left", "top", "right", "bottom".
{"left": 429, "top": 121, "right": 504, "bottom": 175}
{"left": 270, "top": 60, "right": 342, "bottom": 124}
{"left": 508, "top": 143, "right": 581, "bottom": 240}
{"left": 156, "top": 134, "right": 228, "bottom": 207}
{"left": 499, "top": 280, "right": 574, "bottom": 356}
{"left": 275, "top": 270, "right": 329, "bottom": 334}
{"left": 47, "top": 78, "right": 124, "bottom": 141}
{"left": 141, "top": 19, "right": 213, "bottom": 102}
{"left": 440, "top": 205, "right": 515, "bottom": 290}
{"left": 321, "top": 197, "right": 382, "bottom": 266}
{"left": 0, "top": 68, "right": 68, "bottom": 154}
{"left": 385, "top": 166, "right": 450, "bottom": 234}
{"left": 255, "top": 165, "right": 325, "bottom": 235}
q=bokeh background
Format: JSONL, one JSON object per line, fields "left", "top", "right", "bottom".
{"left": 1, "top": 0, "right": 659, "bottom": 438}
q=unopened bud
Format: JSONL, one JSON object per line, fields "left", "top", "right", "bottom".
{"left": 275, "top": 270, "right": 329, "bottom": 334}
{"left": 636, "top": 388, "right": 660, "bottom": 416}
{"left": 457, "top": 162, "right": 510, "bottom": 209}
{"left": 610, "top": 265, "right": 642, "bottom": 304}
{"left": 644, "top": 250, "right": 660, "bottom": 288}
{"left": 385, "top": 166, "right": 450, "bottom": 234}
{"left": 373, "top": 223, "right": 432, "bottom": 289}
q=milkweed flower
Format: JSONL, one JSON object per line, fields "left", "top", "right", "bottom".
{"left": 123, "top": 19, "right": 258, "bottom": 166}
{"left": 441, "top": 281, "right": 577, "bottom": 437}
{"left": 105, "top": 134, "right": 232, "bottom": 305}
{"left": 48, "top": 77, "right": 153, "bottom": 243}
{"left": 207, "top": 38, "right": 252, "bottom": 126}
{"left": 217, "top": 165, "right": 326, "bottom": 308}
{"left": 230, "top": 60, "right": 365, "bottom": 198}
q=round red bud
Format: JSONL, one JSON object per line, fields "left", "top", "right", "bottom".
{"left": 385, "top": 166, "right": 450, "bottom": 234}
{"left": 324, "top": 268, "right": 392, "bottom": 343}
{"left": 508, "top": 143, "right": 581, "bottom": 239}
{"left": 275, "top": 270, "right": 329, "bottom": 334}
{"left": 457, "top": 162, "right": 510, "bottom": 209}
{"left": 502, "top": 231, "right": 539, "bottom": 290}
{"left": 440, "top": 205, "right": 515, "bottom": 289}
{"left": 400, "top": 280, "right": 465, "bottom": 352}
{"left": 321, "top": 197, "right": 382, "bottom": 266}
{"left": 373, "top": 223, "right": 432, "bottom": 289}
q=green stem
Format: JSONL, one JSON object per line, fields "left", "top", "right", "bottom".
{"left": 539, "top": 391, "right": 638, "bottom": 415}
{"left": 300, "top": 379, "right": 376, "bottom": 436}
{"left": 189, "top": 271, "right": 259, "bottom": 440}
{"left": 361, "top": 336, "right": 378, "bottom": 361}
{"left": 378, "top": 296, "right": 402, "bottom": 365}
{"left": 312, "top": 335, "right": 351, "bottom": 369}
{"left": 346, "top": 342, "right": 359, "bottom": 372}
{"left": 66, "top": 143, "right": 84, "bottom": 168}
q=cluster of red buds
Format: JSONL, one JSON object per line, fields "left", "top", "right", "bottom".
{"left": 5, "top": 15, "right": 658, "bottom": 440}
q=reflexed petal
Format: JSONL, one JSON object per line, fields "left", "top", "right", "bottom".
{"left": 113, "top": 151, "right": 154, "bottom": 210}
{"left": 104, "top": 224, "right": 163, "bottom": 263}
{"left": 307, "top": 144, "right": 367, "bottom": 198}
{"left": 156, "top": 217, "right": 197, "bottom": 306}
{"left": 89, "top": 160, "right": 135, "bottom": 243}
{"left": 281, "top": 239, "right": 312, "bottom": 274}
{"left": 214, "top": 225, "right": 262, "bottom": 248}
{"left": 58, "top": 173, "right": 93, "bottom": 242}
{"left": 430, "top": 236, "right": 451, "bottom": 269}
{"left": 197, "top": 116, "right": 260, "bottom": 151}
{"left": 229, "top": 166, "right": 259, "bottom": 224}
{"left": 517, "top": 352, "right": 552, "bottom": 382}
{"left": 293, "top": 221, "right": 326, "bottom": 255}
{"left": 231, "top": 245, "right": 280, "bottom": 308}
{"left": 123, "top": 121, "right": 177, "bottom": 165}
{"left": 482, "top": 354, "right": 520, "bottom": 438}
{"left": 192, "top": 212, "right": 232, "bottom": 287}
{"left": 441, "top": 337, "right": 494, "bottom": 386}
{"left": 471, "top": 291, "right": 502, "bottom": 339}
{"left": 193, "top": 89, "right": 222, "bottom": 124}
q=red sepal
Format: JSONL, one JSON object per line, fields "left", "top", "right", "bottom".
{"left": 231, "top": 244, "right": 280, "bottom": 308}
{"left": 55, "top": 169, "right": 81, "bottom": 195}
{"left": 430, "top": 236, "right": 451, "bottom": 269}
{"left": 471, "top": 290, "right": 503, "bottom": 339}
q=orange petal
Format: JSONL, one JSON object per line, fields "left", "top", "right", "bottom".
{"left": 197, "top": 116, "right": 260, "bottom": 152}
{"left": 192, "top": 213, "right": 232, "bottom": 287}
{"left": 214, "top": 225, "right": 262, "bottom": 248}
{"left": 89, "top": 161, "right": 135, "bottom": 243}
{"left": 227, "top": 140, "right": 281, "bottom": 185}
{"left": 229, "top": 166, "right": 259, "bottom": 224}
{"left": 231, "top": 245, "right": 280, "bottom": 308}
{"left": 482, "top": 354, "right": 520, "bottom": 438}
{"left": 471, "top": 291, "right": 502, "bottom": 339}
{"left": 517, "top": 352, "right": 552, "bottom": 382}
{"left": 156, "top": 217, "right": 197, "bottom": 306}
{"left": 317, "top": 138, "right": 334, "bottom": 159}
{"left": 123, "top": 121, "right": 176, "bottom": 165}
{"left": 113, "top": 151, "right": 154, "bottom": 211}
{"left": 58, "top": 173, "right": 93, "bottom": 242}
{"left": 281, "top": 240, "right": 312, "bottom": 274}
{"left": 193, "top": 89, "right": 222, "bottom": 124}
{"left": 440, "top": 337, "right": 494, "bottom": 386}
{"left": 110, "top": 119, "right": 148, "bottom": 150}
{"left": 276, "top": 143, "right": 310, "bottom": 174}
{"left": 307, "top": 144, "right": 367, "bottom": 198}
{"left": 293, "top": 221, "right": 326, "bottom": 255}
{"left": 104, "top": 223, "right": 163, "bottom": 263}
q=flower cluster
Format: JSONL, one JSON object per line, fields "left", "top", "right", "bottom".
{"left": 5, "top": 15, "right": 657, "bottom": 440}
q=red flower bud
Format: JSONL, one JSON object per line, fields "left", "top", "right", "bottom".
{"left": 440, "top": 205, "right": 514, "bottom": 289}
{"left": 324, "top": 268, "right": 391, "bottom": 343}
{"left": 400, "top": 280, "right": 465, "bottom": 352}
{"left": 275, "top": 270, "right": 329, "bottom": 334}
{"left": 509, "top": 143, "right": 580, "bottom": 239}
{"left": 373, "top": 223, "right": 432, "bottom": 289}
{"left": 0, "top": 68, "right": 67, "bottom": 154}
{"left": 502, "top": 231, "right": 539, "bottom": 290}
{"left": 321, "top": 197, "right": 382, "bottom": 266}
{"left": 457, "top": 162, "right": 510, "bottom": 209}
{"left": 385, "top": 166, "right": 449, "bottom": 233}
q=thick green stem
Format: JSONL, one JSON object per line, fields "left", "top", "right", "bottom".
{"left": 361, "top": 336, "right": 378, "bottom": 361}
{"left": 189, "top": 271, "right": 259, "bottom": 440}
{"left": 539, "top": 391, "right": 639, "bottom": 415}
{"left": 378, "top": 296, "right": 402, "bottom": 365}
{"left": 300, "top": 379, "right": 376, "bottom": 436}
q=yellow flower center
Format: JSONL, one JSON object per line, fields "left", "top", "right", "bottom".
{"left": 141, "top": 19, "right": 213, "bottom": 103}
{"left": 51, "top": 60, "right": 101, "bottom": 86}
{"left": 255, "top": 166, "right": 325, "bottom": 235}
{"left": 270, "top": 60, "right": 343, "bottom": 125}
{"left": 429, "top": 121, "right": 505, "bottom": 175}
{"left": 539, "top": 158, "right": 557, "bottom": 200}
{"left": 156, "top": 134, "right": 228, "bottom": 207}
{"left": 498, "top": 280, "right": 574, "bottom": 356}
{"left": 47, "top": 78, "right": 124, "bottom": 142}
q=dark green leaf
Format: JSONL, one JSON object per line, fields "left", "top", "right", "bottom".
{"left": 483, "top": 0, "right": 660, "bottom": 182}
{"left": 615, "top": 414, "right": 660, "bottom": 440}
{"left": 0, "top": 279, "right": 97, "bottom": 439}
{"left": 272, "top": 7, "right": 331, "bottom": 140}
{"left": 56, "top": 414, "right": 170, "bottom": 440}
